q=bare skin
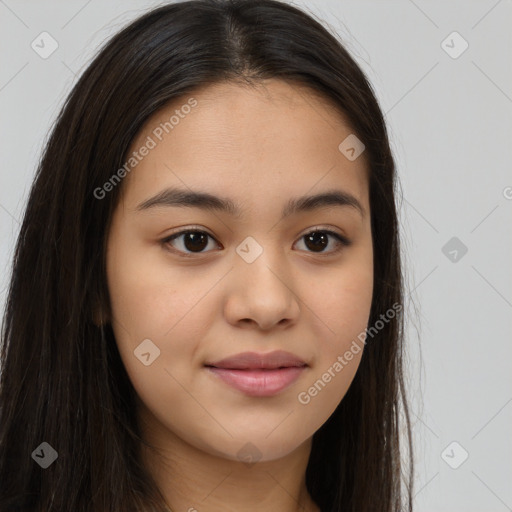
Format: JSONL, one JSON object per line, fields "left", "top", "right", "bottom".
{"left": 104, "top": 79, "right": 373, "bottom": 512}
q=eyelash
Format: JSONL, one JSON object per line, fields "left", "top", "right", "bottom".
{"left": 160, "top": 226, "right": 351, "bottom": 258}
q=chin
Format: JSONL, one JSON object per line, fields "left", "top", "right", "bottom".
{"left": 197, "top": 431, "right": 312, "bottom": 465}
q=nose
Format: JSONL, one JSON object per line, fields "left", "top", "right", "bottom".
{"left": 223, "top": 240, "right": 301, "bottom": 331}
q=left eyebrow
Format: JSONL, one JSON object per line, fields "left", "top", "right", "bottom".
{"left": 134, "top": 186, "right": 366, "bottom": 219}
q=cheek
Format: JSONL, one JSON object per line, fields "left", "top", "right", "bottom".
{"left": 106, "top": 229, "right": 209, "bottom": 338}
{"left": 105, "top": 247, "right": 215, "bottom": 440}
{"left": 319, "top": 275, "right": 373, "bottom": 333}
{"left": 105, "top": 232, "right": 216, "bottom": 392}
{"left": 308, "top": 252, "right": 374, "bottom": 348}
{"left": 296, "top": 255, "right": 373, "bottom": 417}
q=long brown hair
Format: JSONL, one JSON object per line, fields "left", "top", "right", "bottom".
{"left": 0, "top": 1, "right": 413, "bottom": 510}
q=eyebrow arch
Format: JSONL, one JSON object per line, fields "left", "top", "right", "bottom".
{"left": 135, "top": 186, "right": 365, "bottom": 219}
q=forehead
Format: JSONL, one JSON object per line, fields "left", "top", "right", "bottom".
{"left": 120, "top": 79, "right": 369, "bottom": 214}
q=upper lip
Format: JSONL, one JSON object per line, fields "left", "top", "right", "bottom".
{"left": 205, "top": 350, "right": 307, "bottom": 370}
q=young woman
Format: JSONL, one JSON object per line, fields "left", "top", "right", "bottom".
{"left": 0, "top": 1, "right": 414, "bottom": 510}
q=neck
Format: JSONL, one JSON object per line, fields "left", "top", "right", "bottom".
{"left": 138, "top": 411, "right": 320, "bottom": 512}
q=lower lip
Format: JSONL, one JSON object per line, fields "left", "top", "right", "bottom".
{"left": 206, "top": 366, "right": 306, "bottom": 397}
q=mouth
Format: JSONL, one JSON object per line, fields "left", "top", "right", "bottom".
{"left": 204, "top": 350, "right": 308, "bottom": 397}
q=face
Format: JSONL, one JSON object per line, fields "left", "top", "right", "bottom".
{"left": 105, "top": 79, "right": 373, "bottom": 463}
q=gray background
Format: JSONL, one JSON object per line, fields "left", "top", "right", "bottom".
{"left": 1, "top": 1, "right": 511, "bottom": 510}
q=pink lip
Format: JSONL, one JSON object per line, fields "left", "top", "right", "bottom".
{"left": 206, "top": 366, "right": 306, "bottom": 397}
{"left": 205, "top": 350, "right": 306, "bottom": 370}
{"left": 204, "top": 350, "right": 308, "bottom": 397}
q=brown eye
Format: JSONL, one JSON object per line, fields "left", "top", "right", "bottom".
{"left": 304, "top": 231, "right": 329, "bottom": 252}
{"left": 162, "top": 230, "right": 219, "bottom": 255}
{"left": 296, "top": 230, "right": 350, "bottom": 254}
